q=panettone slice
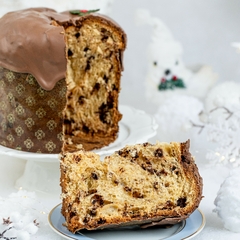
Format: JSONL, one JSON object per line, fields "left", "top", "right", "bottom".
{"left": 60, "top": 140, "right": 203, "bottom": 233}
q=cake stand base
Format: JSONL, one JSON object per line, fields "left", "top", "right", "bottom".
{"left": 15, "top": 160, "right": 61, "bottom": 195}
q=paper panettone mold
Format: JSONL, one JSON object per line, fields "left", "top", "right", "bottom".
{"left": 0, "top": 67, "right": 66, "bottom": 153}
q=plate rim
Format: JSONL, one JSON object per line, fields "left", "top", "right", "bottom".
{"left": 48, "top": 203, "right": 93, "bottom": 240}
{"left": 182, "top": 208, "right": 205, "bottom": 240}
{"left": 48, "top": 203, "right": 205, "bottom": 240}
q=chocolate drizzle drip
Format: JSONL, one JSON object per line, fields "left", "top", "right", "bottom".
{"left": 0, "top": 8, "right": 127, "bottom": 90}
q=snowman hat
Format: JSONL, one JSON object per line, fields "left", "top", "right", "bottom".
{"left": 135, "top": 8, "right": 183, "bottom": 55}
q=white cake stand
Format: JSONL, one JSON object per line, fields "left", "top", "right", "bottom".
{"left": 0, "top": 105, "right": 158, "bottom": 194}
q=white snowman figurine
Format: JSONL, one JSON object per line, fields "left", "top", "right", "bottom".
{"left": 136, "top": 9, "right": 218, "bottom": 105}
{"left": 214, "top": 168, "right": 240, "bottom": 233}
{"left": 0, "top": 0, "right": 115, "bottom": 17}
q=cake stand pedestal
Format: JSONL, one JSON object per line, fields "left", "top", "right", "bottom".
{"left": 15, "top": 159, "right": 60, "bottom": 195}
{"left": 0, "top": 105, "right": 158, "bottom": 195}
{"left": 0, "top": 145, "right": 60, "bottom": 194}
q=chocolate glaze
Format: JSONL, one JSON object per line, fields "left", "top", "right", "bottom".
{"left": 0, "top": 8, "right": 127, "bottom": 90}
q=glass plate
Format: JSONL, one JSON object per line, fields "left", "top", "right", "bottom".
{"left": 0, "top": 105, "right": 158, "bottom": 162}
{"left": 48, "top": 204, "right": 205, "bottom": 240}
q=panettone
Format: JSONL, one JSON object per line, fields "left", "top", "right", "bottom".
{"left": 0, "top": 8, "right": 126, "bottom": 153}
{"left": 60, "top": 140, "right": 203, "bottom": 233}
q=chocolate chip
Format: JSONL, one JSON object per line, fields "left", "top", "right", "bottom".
{"left": 171, "top": 166, "right": 176, "bottom": 171}
{"left": 75, "top": 32, "right": 80, "bottom": 38}
{"left": 161, "top": 169, "right": 168, "bottom": 175}
{"left": 69, "top": 211, "right": 76, "bottom": 219}
{"left": 114, "top": 180, "right": 119, "bottom": 185}
{"left": 141, "top": 164, "right": 155, "bottom": 174}
{"left": 107, "top": 94, "right": 114, "bottom": 109}
{"left": 85, "top": 62, "right": 91, "bottom": 71}
{"left": 112, "top": 84, "right": 118, "bottom": 91}
{"left": 133, "top": 151, "right": 139, "bottom": 159}
{"left": 83, "top": 216, "right": 90, "bottom": 223}
{"left": 101, "top": 35, "right": 109, "bottom": 42}
{"left": 117, "top": 149, "right": 130, "bottom": 157}
{"left": 181, "top": 155, "right": 190, "bottom": 164}
{"left": 91, "top": 172, "right": 98, "bottom": 180}
{"left": 143, "top": 142, "right": 150, "bottom": 147}
{"left": 101, "top": 28, "right": 111, "bottom": 38}
{"left": 103, "top": 75, "right": 109, "bottom": 84}
{"left": 101, "top": 28, "right": 107, "bottom": 33}
{"left": 67, "top": 203, "right": 73, "bottom": 211}
{"left": 97, "top": 218, "right": 106, "bottom": 224}
{"left": 84, "top": 47, "right": 89, "bottom": 52}
{"left": 93, "top": 82, "right": 101, "bottom": 91}
{"left": 177, "top": 197, "right": 187, "bottom": 208}
{"left": 67, "top": 92, "right": 73, "bottom": 99}
{"left": 141, "top": 164, "right": 146, "bottom": 171}
{"left": 78, "top": 96, "right": 85, "bottom": 105}
{"left": 108, "top": 51, "right": 113, "bottom": 58}
{"left": 124, "top": 187, "right": 131, "bottom": 192}
{"left": 63, "top": 119, "right": 73, "bottom": 125}
{"left": 119, "top": 167, "right": 125, "bottom": 173}
{"left": 85, "top": 56, "right": 95, "bottom": 71}
{"left": 82, "top": 125, "right": 89, "bottom": 134}
{"left": 87, "top": 189, "right": 97, "bottom": 196}
{"left": 164, "top": 200, "right": 175, "bottom": 208}
{"left": 133, "top": 191, "right": 144, "bottom": 198}
{"left": 156, "top": 169, "right": 168, "bottom": 176}
{"left": 88, "top": 209, "right": 97, "bottom": 216}
{"left": 98, "top": 103, "right": 110, "bottom": 124}
{"left": 98, "top": 94, "right": 115, "bottom": 124}
{"left": 155, "top": 148, "right": 163, "bottom": 157}
{"left": 91, "top": 194, "right": 104, "bottom": 206}
{"left": 74, "top": 156, "right": 81, "bottom": 163}
{"left": 68, "top": 49, "right": 73, "bottom": 57}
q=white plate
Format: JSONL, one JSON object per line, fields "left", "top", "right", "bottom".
{"left": 48, "top": 204, "right": 205, "bottom": 240}
{"left": 0, "top": 105, "right": 158, "bottom": 162}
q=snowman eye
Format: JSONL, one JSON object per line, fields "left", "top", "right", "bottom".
{"left": 175, "top": 61, "right": 179, "bottom": 65}
{"left": 153, "top": 61, "right": 157, "bottom": 66}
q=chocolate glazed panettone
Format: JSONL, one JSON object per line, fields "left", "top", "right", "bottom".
{"left": 0, "top": 8, "right": 127, "bottom": 153}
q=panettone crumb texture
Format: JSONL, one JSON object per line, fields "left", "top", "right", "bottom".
{"left": 62, "top": 17, "right": 126, "bottom": 152}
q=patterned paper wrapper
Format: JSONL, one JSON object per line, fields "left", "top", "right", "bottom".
{"left": 0, "top": 67, "right": 66, "bottom": 153}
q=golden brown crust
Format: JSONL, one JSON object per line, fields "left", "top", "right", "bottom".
{"left": 60, "top": 140, "right": 203, "bottom": 233}
{"left": 180, "top": 140, "right": 203, "bottom": 215}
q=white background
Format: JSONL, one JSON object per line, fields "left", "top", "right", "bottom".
{"left": 110, "top": 0, "right": 240, "bottom": 112}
